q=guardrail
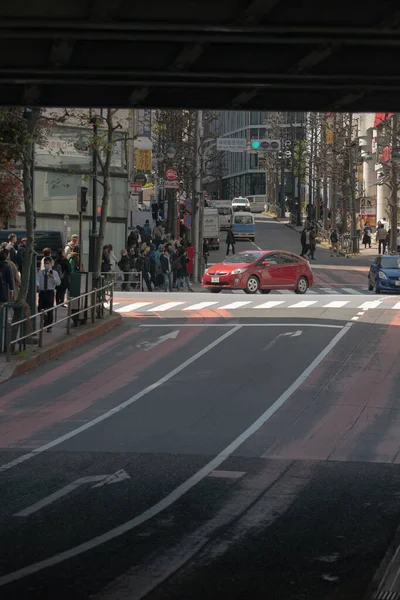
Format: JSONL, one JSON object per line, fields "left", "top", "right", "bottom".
{"left": 3, "top": 281, "right": 114, "bottom": 362}
{"left": 101, "top": 270, "right": 142, "bottom": 291}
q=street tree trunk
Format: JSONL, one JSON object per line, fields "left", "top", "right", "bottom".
{"left": 94, "top": 108, "right": 114, "bottom": 275}
{"left": 18, "top": 111, "right": 39, "bottom": 303}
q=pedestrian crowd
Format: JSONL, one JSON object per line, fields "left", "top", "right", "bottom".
{"left": 114, "top": 220, "right": 193, "bottom": 293}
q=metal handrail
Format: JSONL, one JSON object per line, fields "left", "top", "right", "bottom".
{"left": 5, "top": 281, "right": 114, "bottom": 361}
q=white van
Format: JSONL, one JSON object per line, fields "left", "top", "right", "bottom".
{"left": 232, "top": 196, "right": 251, "bottom": 212}
{"left": 214, "top": 202, "right": 233, "bottom": 230}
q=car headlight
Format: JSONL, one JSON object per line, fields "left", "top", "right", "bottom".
{"left": 231, "top": 268, "right": 247, "bottom": 274}
{"left": 204, "top": 269, "right": 209, "bottom": 275}
{"left": 379, "top": 271, "right": 388, "bottom": 280}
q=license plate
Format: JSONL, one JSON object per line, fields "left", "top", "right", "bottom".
{"left": 211, "top": 277, "right": 219, "bottom": 283}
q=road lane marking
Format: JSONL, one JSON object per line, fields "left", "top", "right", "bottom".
{"left": 342, "top": 287, "right": 361, "bottom": 295}
{"left": 323, "top": 301, "right": 350, "bottom": 308}
{"left": 253, "top": 301, "right": 285, "bottom": 309}
{"left": 140, "top": 323, "right": 343, "bottom": 328}
{"left": 392, "top": 302, "right": 400, "bottom": 309}
{"left": 136, "top": 331, "right": 180, "bottom": 351}
{"left": 320, "top": 288, "right": 339, "bottom": 294}
{"left": 288, "top": 301, "right": 318, "bottom": 308}
{"left": 14, "top": 470, "right": 130, "bottom": 517}
{"left": 0, "top": 323, "right": 352, "bottom": 586}
{"left": 351, "top": 316, "right": 359, "bottom": 320}
{"left": 251, "top": 241, "right": 262, "bottom": 251}
{"left": 357, "top": 300, "right": 383, "bottom": 309}
{"left": 148, "top": 302, "right": 186, "bottom": 312}
{"left": 217, "top": 301, "right": 252, "bottom": 309}
{"left": 115, "top": 302, "right": 153, "bottom": 313}
{"left": 182, "top": 302, "right": 219, "bottom": 311}
{"left": 0, "top": 326, "right": 242, "bottom": 476}
{"left": 208, "top": 470, "right": 245, "bottom": 479}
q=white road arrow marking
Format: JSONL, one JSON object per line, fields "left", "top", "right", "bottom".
{"left": 263, "top": 330, "right": 302, "bottom": 351}
{"left": 14, "top": 470, "right": 131, "bottom": 517}
{"left": 136, "top": 330, "right": 179, "bottom": 351}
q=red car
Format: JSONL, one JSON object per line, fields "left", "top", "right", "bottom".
{"left": 202, "top": 250, "right": 313, "bottom": 294}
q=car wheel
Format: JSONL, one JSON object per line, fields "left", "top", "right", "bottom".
{"left": 260, "top": 289, "right": 271, "bottom": 294}
{"left": 295, "top": 276, "right": 308, "bottom": 294}
{"left": 210, "top": 288, "right": 222, "bottom": 293}
{"left": 368, "top": 279, "right": 373, "bottom": 291}
{"left": 244, "top": 276, "right": 260, "bottom": 294}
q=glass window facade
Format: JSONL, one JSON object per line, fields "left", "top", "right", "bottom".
{"left": 212, "top": 111, "right": 305, "bottom": 199}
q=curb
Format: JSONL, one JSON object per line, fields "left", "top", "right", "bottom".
{"left": 1, "top": 314, "right": 122, "bottom": 383}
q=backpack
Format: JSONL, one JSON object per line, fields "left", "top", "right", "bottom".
{"left": 135, "top": 256, "right": 144, "bottom": 272}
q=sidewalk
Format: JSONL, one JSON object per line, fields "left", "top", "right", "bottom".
{"left": 284, "top": 220, "right": 379, "bottom": 258}
{"left": 0, "top": 307, "right": 122, "bottom": 384}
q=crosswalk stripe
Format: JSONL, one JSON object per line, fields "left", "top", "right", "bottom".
{"left": 217, "top": 301, "right": 252, "bottom": 310}
{"left": 319, "top": 287, "right": 339, "bottom": 294}
{"left": 288, "top": 301, "right": 318, "bottom": 308}
{"left": 357, "top": 300, "right": 383, "bottom": 309}
{"left": 392, "top": 302, "right": 400, "bottom": 309}
{"left": 342, "top": 287, "right": 361, "bottom": 295}
{"left": 323, "top": 300, "right": 350, "bottom": 308}
{"left": 115, "top": 302, "right": 153, "bottom": 312}
{"left": 253, "top": 301, "right": 285, "bottom": 309}
{"left": 182, "top": 302, "right": 219, "bottom": 311}
{"left": 148, "top": 302, "right": 186, "bottom": 312}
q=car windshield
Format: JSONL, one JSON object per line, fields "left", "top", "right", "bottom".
{"left": 381, "top": 256, "right": 400, "bottom": 269}
{"left": 234, "top": 215, "right": 253, "bottom": 224}
{"left": 224, "top": 252, "right": 261, "bottom": 264}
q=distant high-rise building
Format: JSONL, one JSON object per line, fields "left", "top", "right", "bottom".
{"left": 208, "top": 111, "right": 306, "bottom": 199}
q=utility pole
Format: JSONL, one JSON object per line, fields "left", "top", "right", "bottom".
{"left": 331, "top": 113, "right": 337, "bottom": 229}
{"left": 193, "top": 110, "right": 203, "bottom": 283}
{"left": 89, "top": 114, "right": 98, "bottom": 272}
{"left": 348, "top": 113, "right": 358, "bottom": 253}
{"left": 390, "top": 113, "right": 399, "bottom": 253}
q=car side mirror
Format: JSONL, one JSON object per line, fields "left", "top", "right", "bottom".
{"left": 261, "top": 261, "right": 270, "bottom": 266}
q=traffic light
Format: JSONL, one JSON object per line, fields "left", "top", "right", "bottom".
{"left": 33, "top": 210, "right": 37, "bottom": 230}
{"left": 250, "top": 139, "right": 281, "bottom": 151}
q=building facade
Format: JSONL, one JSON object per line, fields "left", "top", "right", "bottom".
{"left": 12, "top": 109, "right": 130, "bottom": 263}
{"left": 208, "top": 111, "right": 306, "bottom": 200}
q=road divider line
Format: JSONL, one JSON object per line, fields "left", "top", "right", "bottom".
{"left": 0, "top": 323, "right": 352, "bottom": 587}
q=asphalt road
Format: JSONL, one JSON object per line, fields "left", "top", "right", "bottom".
{"left": 1, "top": 309, "right": 400, "bottom": 599}
{"left": 208, "top": 218, "right": 373, "bottom": 292}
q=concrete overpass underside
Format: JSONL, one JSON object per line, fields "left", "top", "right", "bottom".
{"left": 1, "top": 0, "right": 400, "bottom": 110}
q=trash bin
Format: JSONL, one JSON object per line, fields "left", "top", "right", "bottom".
{"left": 69, "top": 272, "right": 93, "bottom": 326}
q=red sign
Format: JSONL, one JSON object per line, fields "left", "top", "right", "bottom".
{"left": 165, "top": 168, "right": 178, "bottom": 181}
